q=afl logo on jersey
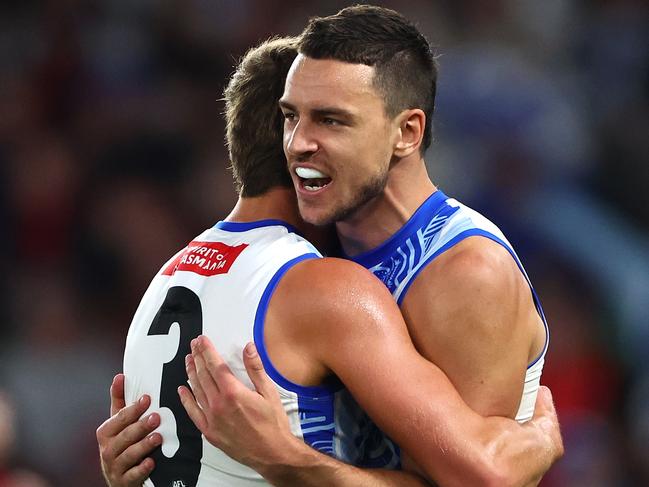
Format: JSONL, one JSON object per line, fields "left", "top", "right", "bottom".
{"left": 162, "top": 241, "right": 248, "bottom": 277}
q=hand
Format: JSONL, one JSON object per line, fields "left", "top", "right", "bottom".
{"left": 96, "top": 374, "right": 162, "bottom": 487}
{"left": 178, "top": 336, "right": 294, "bottom": 470}
{"left": 531, "top": 386, "right": 564, "bottom": 462}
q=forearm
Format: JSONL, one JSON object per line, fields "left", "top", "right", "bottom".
{"left": 256, "top": 436, "right": 430, "bottom": 487}
{"left": 482, "top": 416, "right": 557, "bottom": 487}
{"left": 260, "top": 420, "right": 554, "bottom": 487}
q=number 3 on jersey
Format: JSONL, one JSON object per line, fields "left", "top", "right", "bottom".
{"left": 147, "top": 286, "right": 203, "bottom": 486}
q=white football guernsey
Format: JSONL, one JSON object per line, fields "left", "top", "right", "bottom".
{"left": 123, "top": 219, "right": 399, "bottom": 487}
{"left": 348, "top": 191, "right": 549, "bottom": 422}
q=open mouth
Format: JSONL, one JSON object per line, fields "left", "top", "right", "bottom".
{"left": 295, "top": 167, "right": 332, "bottom": 192}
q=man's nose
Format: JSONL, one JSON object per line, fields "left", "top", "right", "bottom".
{"left": 285, "top": 120, "right": 318, "bottom": 159}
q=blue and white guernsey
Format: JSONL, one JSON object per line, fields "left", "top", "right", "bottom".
{"left": 124, "top": 220, "right": 397, "bottom": 487}
{"left": 349, "top": 191, "right": 549, "bottom": 422}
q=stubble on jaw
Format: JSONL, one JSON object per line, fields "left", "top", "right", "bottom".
{"left": 304, "top": 169, "right": 389, "bottom": 227}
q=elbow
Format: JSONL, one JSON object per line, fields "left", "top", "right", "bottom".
{"left": 480, "top": 471, "right": 511, "bottom": 487}
{"left": 436, "top": 455, "right": 513, "bottom": 487}
{"left": 473, "top": 454, "right": 516, "bottom": 487}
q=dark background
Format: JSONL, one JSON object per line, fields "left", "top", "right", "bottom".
{"left": 0, "top": 1, "right": 648, "bottom": 485}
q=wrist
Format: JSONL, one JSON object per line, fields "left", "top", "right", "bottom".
{"left": 254, "top": 434, "right": 318, "bottom": 483}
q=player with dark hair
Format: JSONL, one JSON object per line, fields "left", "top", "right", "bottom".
{"left": 174, "top": 3, "right": 555, "bottom": 485}
{"left": 299, "top": 4, "right": 437, "bottom": 153}
{"left": 285, "top": 4, "right": 548, "bottom": 421}
{"left": 97, "top": 25, "right": 561, "bottom": 487}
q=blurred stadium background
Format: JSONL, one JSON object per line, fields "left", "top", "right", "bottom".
{"left": 0, "top": 0, "right": 647, "bottom": 485}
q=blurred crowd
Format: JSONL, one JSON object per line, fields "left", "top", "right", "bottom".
{"left": 0, "top": 1, "right": 647, "bottom": 485}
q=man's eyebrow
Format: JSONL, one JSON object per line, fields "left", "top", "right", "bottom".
{"left": 312, "top": 107, "right": 355, "bottom": 119}
{"left": 279, "top": 100, "right": 356, "bottom": 122}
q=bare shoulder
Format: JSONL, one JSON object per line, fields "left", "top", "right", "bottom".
{"left": 416, "top": 236, "right": 523, "bottom": 305}
{"left": 436, "top": 237, "right": 519, "bottom": 287}
{"left": 294, "top": 256, "right": 384, "bottom": 283}
{"left": 272, "top": 256, "right": 406, "bottom": 340}
{"left": 280, "top": 256, "right": 395, "bottom": 307}
{"left": 402, "top": 236, "right": 528, "bottom": 341}
{"left": 264, "top": 256, "right": 414, "bottom": 387}
{"left": 401, "top": 236, "right": 544, "bottom": 416}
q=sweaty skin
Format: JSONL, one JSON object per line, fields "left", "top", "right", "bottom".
{"left": 282, "top": 55, "right": 547, "bottom": 421}
{"left": 98, "top": 40, "right": 561, "bottom": 487}
{"left": 243, "top": 53, "right": 554, "bottom": 485}
{"left": 98, "top": 188, "right": 562, "bottom": 487}
{"left": 177, "top": 190, "right": 560, "bottom": 487}
{"left": 257, "top": 255, "right": 555, "bottom": 486}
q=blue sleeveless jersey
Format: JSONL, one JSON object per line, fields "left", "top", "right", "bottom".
{"left": 348, "top": 190, "right": 549, "bottom": 422}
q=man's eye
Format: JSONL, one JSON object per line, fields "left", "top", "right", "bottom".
{"left": 322, "top": 118, "right": 339, "bottom": 126}
{"left": 283, "top": 112, "right": 296, "bottom": 121}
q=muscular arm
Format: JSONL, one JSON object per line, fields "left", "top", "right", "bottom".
{"left": 400, "top": 237, "right": 547, "bottom": 418}
{"left": 181, "top": 339, "right": 430, "bottom": 486}
{"left": 252, "top": 391, "right": 558, "bottom": 487}
{"left": 268, "top": 257, "right": 557, "bottom": 486}
{"left": 255, "top": 439, "right": 430, "bottom": 487}
{"left": 183, "top": 257, "right": 560, "bottom": 486}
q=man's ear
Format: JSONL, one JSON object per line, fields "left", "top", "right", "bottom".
{"left": 393, "top": 109, "right": 425, "bottom": 158}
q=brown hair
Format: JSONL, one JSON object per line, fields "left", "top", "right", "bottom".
{"left": 223, "top": 37, "right": 298, "bottom": 196}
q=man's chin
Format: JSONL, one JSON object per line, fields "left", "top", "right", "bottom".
{"left": 302, "top": 214, "right": 333, "bottom": 227}
{"left": 298, "top": 205, "right": 335, "bottom": 227}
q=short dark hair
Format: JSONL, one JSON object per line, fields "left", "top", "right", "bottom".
{"left": 223, "top": 37, "right": 297, "bottom": 197}
{"left": 298, "top": 5, "right": 437, "bottom": 151}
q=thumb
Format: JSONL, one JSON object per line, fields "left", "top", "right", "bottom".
{"left": 534, "top": 385, "right": 564, "bottom": 459}
{"left": 534, "top": 385, "right": 556, "bottom": 416}
{"left": 243, "top": 342, "right": 280, "bottom": 402}
{"left": 110, "top": 373, "right": 126, "bottom": 416}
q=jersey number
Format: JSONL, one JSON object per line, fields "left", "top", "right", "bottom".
{"left": 147, "top": 286, "right": 203, "bottom": 486}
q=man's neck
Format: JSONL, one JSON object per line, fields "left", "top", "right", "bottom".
{"left": 336, "top": 157, "right": 437, "bottom": 256}
{"left": 225, "top": 187, "right": 338, "bottom": 254}
{"left": 225, "top": 187, "right": 303, "bottom": 227}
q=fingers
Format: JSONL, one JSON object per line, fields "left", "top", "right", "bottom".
{"left": 185, "top": 353, "right": 211, "bottom": 410}
{"left": 243, "top": 343, "right": 280, "bottom": 402}
{"left": 122, "top": 457, "right": 156, "bottom": 486}
{"left": 98, "top": 394, "right": 151, "bottom": 440}
{"left": 98, "top": 395, "right": 161, "bottom": 485}
{"left": 178, "top": 385, "right": 207, "bottom": 432}
{"left": 194, "top": 335, "right": 250, "bottom": 393}
{"left": 193, "top": 336, "right": 234, "bottom": 386}
{"left": 191, "top": 336, "right": 244, "bottom": 407}
{"left": 114, "top": 431, "right": 161, "bottom": 476}
{"left": 110, "top": 412, "right": 161, "bottom": 461}
{"left": 110, "top": 373, "right": 126, "bottom": 416}
{"left": 191, "top": 338, "right": 221, "bottom": 403}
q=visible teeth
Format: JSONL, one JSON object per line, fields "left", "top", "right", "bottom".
{"left": 304, "top": 185, "right": 321, "bottom": 191}
{"left": 296, "top": 167, "right": 328, "bottom": 179}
